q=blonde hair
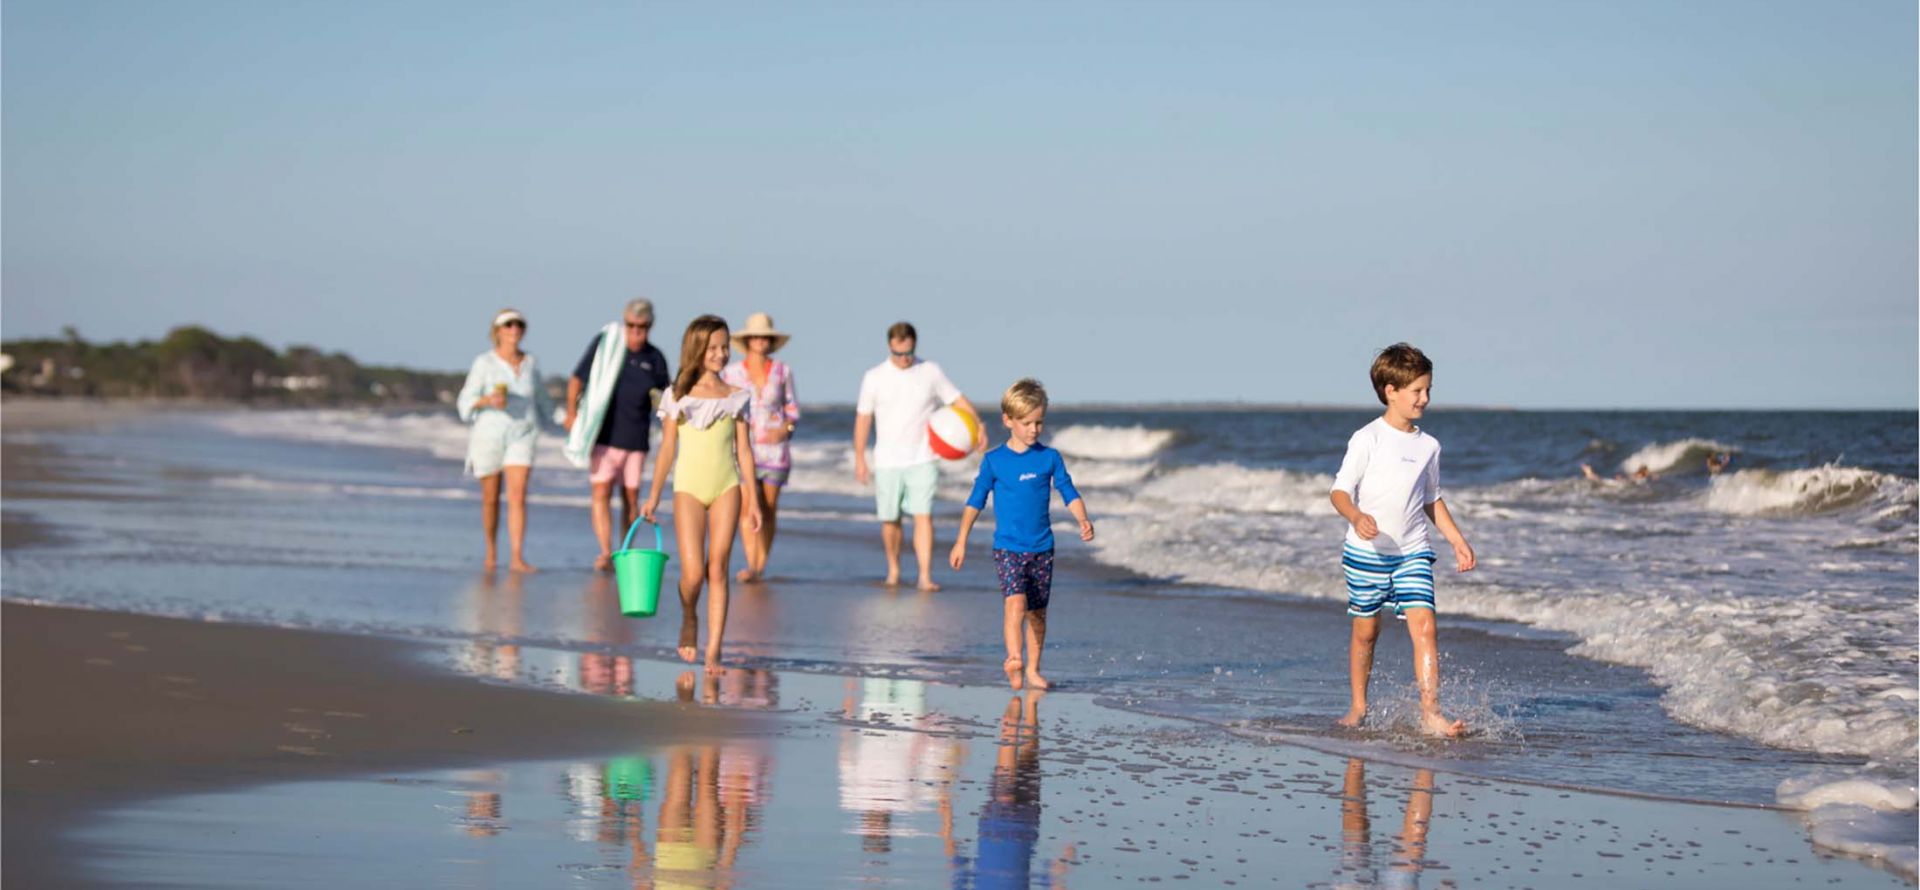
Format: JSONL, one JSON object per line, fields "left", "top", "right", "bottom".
{"left": 489, "top": 307, "right": 525, "bottom": 347}
{"left": 671, "top": 314, "right": 730, "bottom": 399}
{"left": 1000, "top": 378, "right": 1048, "bottom": 418}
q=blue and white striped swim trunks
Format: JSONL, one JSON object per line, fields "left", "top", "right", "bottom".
{"left": 1342, "top": 543, "right": 1438, "bottom": 618}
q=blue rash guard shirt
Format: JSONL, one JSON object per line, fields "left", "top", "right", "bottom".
{"left": 965, "top": 443, "right": 1082, "bottom": 553}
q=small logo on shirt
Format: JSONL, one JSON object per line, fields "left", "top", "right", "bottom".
{"left": 1400, "top": 457, "right": 1419, "bottom": 463}
{"left": 1018, "top": 472, "right": 1039, "bottom": 482}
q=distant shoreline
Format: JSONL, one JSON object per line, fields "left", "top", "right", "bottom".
{"left": 3, "top": 393, "right": 1912, "bottom": 414}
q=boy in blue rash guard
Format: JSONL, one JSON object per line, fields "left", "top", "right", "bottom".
{"left": 951, "top": 379, "right": 1095, "bottom": 691}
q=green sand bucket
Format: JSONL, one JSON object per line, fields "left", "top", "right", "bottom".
{"left": 605, "top": 756, "right": 654, "bottom": 801}
{"left": 613, "top": 519, "right": 669, "bottom": 618}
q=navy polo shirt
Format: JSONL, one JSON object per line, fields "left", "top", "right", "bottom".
{"left": 572, "top": 335, "right": 671, "bottom": 451}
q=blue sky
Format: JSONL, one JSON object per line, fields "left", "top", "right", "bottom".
{"left": 5, "top": 1, "right": 1914, "bottom": 408}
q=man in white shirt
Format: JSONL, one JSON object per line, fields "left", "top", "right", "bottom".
{"left": 853, "top": 321, "right": 982, "bottom": 591}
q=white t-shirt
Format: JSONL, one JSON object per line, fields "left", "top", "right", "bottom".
{"left": 1330, "top": 417, "right": 1442, "bottom": 555}
{"left": 855, "top": 358, "right": 961, "bottom": 469}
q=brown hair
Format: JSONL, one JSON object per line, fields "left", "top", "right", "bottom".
{"left": 1001, "top": 378, "right": 1048, "bottom": 418}
{"left": 489, "top": 307, "right": 525, "bottom": 347}
{"left": 1369, "top": 342, "right": 1433, "bottom": 405}
{"left": 671, "top": 314, "right": 730, "bottom": 399}
{"left": 886, "top": 321, "right": 917, "bottom": 343}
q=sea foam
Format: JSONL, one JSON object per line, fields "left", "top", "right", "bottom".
{"left": 1704, "top": 465, "right": 1917, "bottom": 518}
{"left": 1618, "top": 437, "right": 1737, "bottom": 475}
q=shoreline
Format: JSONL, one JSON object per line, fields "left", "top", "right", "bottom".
{"left": 4, "top": 400, "right": 1913, "bottom": 884}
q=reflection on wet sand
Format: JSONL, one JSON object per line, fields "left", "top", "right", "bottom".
{"left": 838, "top": 678, "right": 965, "bottom": 860}
{"left": 461, "top": 571, "right": 524, "bottom": 680}
{"left": 569, "top": 663, "right": 782, "bottom": 889}
{"left": 1335, "top": 758, "right": 1438, "bottom": 888}
{"left": 459, "top": 771, "right": 507, "bottom": 838}
{"left": 948, "top": 691, "right": 1075, "bottom": 890}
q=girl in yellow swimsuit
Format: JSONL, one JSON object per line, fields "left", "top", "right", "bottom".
{"left": 643, "top": 315, "right": 764, "bottom": 670}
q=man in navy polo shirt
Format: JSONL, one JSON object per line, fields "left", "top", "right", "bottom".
{"left": 565, "top": 299, "right": 673, "bottom": 571}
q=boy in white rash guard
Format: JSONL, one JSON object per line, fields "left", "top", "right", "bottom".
{"left": 1328, "top": 343, "right": 1477, "bottom": 738}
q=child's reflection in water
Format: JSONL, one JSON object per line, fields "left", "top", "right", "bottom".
{"left": 1338, "top": 758, "right": 1437, "bottom": 889}
{"left": 948, "top": 691, "right": 1076, "bottom": 889}
{"left": 596, "top": 739, "right": 769, "bottom": 890}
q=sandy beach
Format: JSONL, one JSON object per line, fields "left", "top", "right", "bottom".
{"left": 1, "top": 603, "right": 756, "bottom": 889}
{"left": 2, "top": 401, "right": 1913, "bottom": 887}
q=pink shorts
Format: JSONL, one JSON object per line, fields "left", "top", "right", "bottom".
{"left": 589, "top": 445, "right": 646, "bottom": 489}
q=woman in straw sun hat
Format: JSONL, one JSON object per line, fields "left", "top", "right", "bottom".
{"left": 720, "top": 312, "right": 801, "bottom": 583}
{"left": 456, "top": 308, "right": 555, "bottom": 573}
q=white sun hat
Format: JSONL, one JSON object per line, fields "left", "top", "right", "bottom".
{"left": 730, "top": 312, "right": 790, "bottom": 353}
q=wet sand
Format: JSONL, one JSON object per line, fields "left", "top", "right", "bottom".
{"left": 3, "top": 401, "right": 1912, "bottom": 886}
{"left": 52, "top": 643, "right": 1913, "bottom": 889}
{"left": 1, "top": 603, "right": 756, "bottom": 889}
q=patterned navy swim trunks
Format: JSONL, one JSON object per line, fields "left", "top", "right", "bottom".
{"left": 992, "top": 549, "right": 1054, "bottom": 611}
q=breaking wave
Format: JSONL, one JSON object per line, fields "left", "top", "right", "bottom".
{"left": 1705, "top": 466, "right": 1918, "bottom": 518}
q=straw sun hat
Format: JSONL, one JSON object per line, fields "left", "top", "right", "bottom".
{"left": 731, "top": 313, "right": 790, "bottom": 352}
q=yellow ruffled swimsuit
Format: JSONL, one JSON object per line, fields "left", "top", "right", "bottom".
{"left": 663, "top": 389, "right": 749, "bottom": 507}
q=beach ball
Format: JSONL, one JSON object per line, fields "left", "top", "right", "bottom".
{"left": 928, "top": 405, "right": 981, "bottom": 460}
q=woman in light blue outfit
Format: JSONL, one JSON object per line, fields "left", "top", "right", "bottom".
{"left": 457, "top": 308, "right": 554, "bottom": 573}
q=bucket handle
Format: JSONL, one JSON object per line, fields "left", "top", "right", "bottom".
{"left": 620, "top": 518, "right": 665, "bottom": 554}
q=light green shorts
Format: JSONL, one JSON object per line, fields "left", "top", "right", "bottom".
{"left": 874, "top": 462, "right": 939, "bottom": 522}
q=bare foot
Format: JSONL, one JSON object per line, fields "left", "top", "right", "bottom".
{"left": 677, "top": 614, "right": 699, "bottom": 664}
{"left": 483, "top": 550, "right": 498, "bottom": 570}
{"left": 1024, "top": 671, "right": 1051, "bottom": 690}
{"left": 510, "top": 559, "right": 538, "bottom": 573}
{"left": 594, "top": 553, "right": 612, "bottom": 572}
{"left": 1003, "top": 656, "right": 1025, "bottom": 690}
{"left": 883, "top": 569, "right": 902, "bottom": 586}
{"left": 1335, "top": 708, "right": 1367, "bottom": 729}
{"left": 1420, "top": 712, "right": 1467, "bottom": 738}
{"left": 703, "top": 651, "right": 723, "bottom": 673}
{"left": 916, "top": 579, "right": 942, "bottom": 592}
{"left": 736, "top": 568, "right": 761, "bottom": 583}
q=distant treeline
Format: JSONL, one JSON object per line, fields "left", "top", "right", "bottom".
{"left": 2, "top": 326, "right": 471, "bottom": 405}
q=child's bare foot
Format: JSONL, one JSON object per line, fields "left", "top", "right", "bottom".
{"left": 1335, "top": 708, "right": 1367, "bottom": 729}
{"left": 677, "top": 614, "right": 699, "bottom": 664}
{"left": 736, "top": 568, "right": 761, "bottom": 583}
{"left": 594, "top": 553, "right": 613, "bottom": 572}
{"left": 510, "top": 559, "right": 537, "bottom": 574}
{"left": 1023, "top": 671, "right": 1051, "bottom": 690}
{"left": 1003, "top": 656, "right": 1024, "bottom": 690}
{"left": 916, "top": 578, "right": 942, "bottom": 592}
{"left": 1420, "top": 712, "right": 1467, "bottom": 738}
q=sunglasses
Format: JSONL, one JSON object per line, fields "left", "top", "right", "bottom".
{"left": 889, "top": 348, "right": 915, "bottom": 357}
{"left": 500, "top": 319, "right": 526, "bottom": 330}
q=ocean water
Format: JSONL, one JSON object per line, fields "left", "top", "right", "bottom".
{"left": 5, "top": 404, "right": 1916, "bottom": 876}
